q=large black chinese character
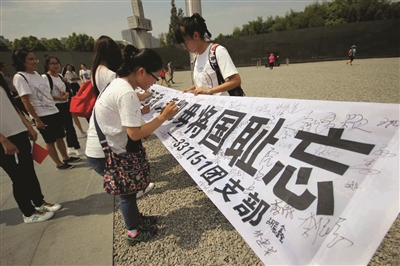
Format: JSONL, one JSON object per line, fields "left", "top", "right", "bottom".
{"left": 200, "top": 165, "right": 228, "bottom": 185}
{"left": 199, "top": 110, "right": 246, "bottom": 154}
{"left": 291, "top": 128, "right": 374, "bottom": 175}
{"left": 225, "top": 118, "right": 284, "bottom": 176}
{"left": 173, "top": 103, "right": 200, "bottom": 127}
{"left": 233, "top": 192, "right": 270, "bottom": 226}
{"left": 263, "top": 161, "right": 334, "bottom": 215}
{"left": 185, "top": 105, "right": 218, "bottom": 139}
{"left": 214, "top": 178, "right": 245, "bottom": 202}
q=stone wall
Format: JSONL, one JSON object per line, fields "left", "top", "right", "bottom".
{"left": 1, "top": 19, "right": 398, "bottom": 75}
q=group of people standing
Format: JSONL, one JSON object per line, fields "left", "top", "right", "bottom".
{"left": 1, "top": 13, "right": 244, "bottom": 245}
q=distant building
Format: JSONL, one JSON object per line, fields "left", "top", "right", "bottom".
{"left": 40, "top": 37, "right": 48, "bottom": 41}
{"left": 60, "top": 37, "right": 67, "bottom": 44}
{"left": 0, "top": 36, "right": 10, "bottom": 44}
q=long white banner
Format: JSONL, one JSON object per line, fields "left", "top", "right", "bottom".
{"left": 141, "top": 85, "right": 399, "bottom": 265}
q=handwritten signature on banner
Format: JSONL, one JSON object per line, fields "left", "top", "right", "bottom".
{"left": 142, "top": 86, "right": 399, "bottom": 264}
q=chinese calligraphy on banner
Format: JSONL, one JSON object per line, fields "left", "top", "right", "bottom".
{"left": 141, "top": 85, "right": 399, "bottom": 265}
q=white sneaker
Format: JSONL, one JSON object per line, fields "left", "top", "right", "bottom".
{"left": 23, "top": 210, "right": 54, "bottom": 223}
{"left": 35, "top": 202, "right": 62, "bottom": 212}
{"left": 75, "top": 148, "right": 84, "bottom": 156}
{"left": 67, "top": 147, "right": 76, "bottom": 156}
{"left": 67, "top": 147, "right": 84, "bottom": 156}
{"left": 78, "top": 131, "right": 87, "bottom": 139}
{"left": 137, "top": 182, "right": 155, "bottom": 199}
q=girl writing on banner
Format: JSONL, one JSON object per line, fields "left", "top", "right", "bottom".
{"left": 12, "top": 48, "right": 81, "bottom": 170}
{"left": 0, "top": 74, "right": 62, "bottom": 224}
{"left": 86, "top": 36, "right": 154, "bottom": 198}
{"left": 86, "top": 44, "right": 179, "bottom": 245}
{"left": 174, "top": 13, "right": 242, "bottom": 96}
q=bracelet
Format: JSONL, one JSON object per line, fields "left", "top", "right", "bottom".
{"left": 208, "top": 88, "right": 213, "bottom": 95}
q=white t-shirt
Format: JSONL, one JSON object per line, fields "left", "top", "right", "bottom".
{"left": 64, "top": 70, "right": 79, "bottom": 84}
{"left": 194, "top": 43, "right": 238, "bottom": 97}
{"left": 42, "top": 74, "right": 68, "bottom": 104}
{"left": 0, "top": 87, "right": 26, "bottom": 138}
{"left": 79, "top": 69, "right": 91, "bottom": 82}
{"left": 85, "top": 78, "right": 142, "bottom": 158}
{"left": 93, "top": 65, "right": 116, "bottom": 94}
{"left": 13, "top": 71, "right": 59, "bottom": 117}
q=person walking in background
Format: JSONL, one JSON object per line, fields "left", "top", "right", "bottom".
{"left": 1, "top": 75, "right": 62, "bottom": 223}
{"left": 12, "top": 48, "right": 80, "bottom": 170}
{"left": 86, "top": 45, "right": 178, "bottom": 245}
{"left": 63, "top": 64, "right": 80, "bottom": 95}
{"left": 79, "top": 63, "right": 91, "bottom": 82}
{"left": 43, "top": 56, "right": 84, "bottom": 156}
{"left": 85, "top": 35, "right": 155, "bottom": 197}
{"left": 0, "top": 62, "right": 29, "bottom": 116}
{"left": 166, "top": 59, "right": 175, "bottom": 84}
{"left": 269, "top": 53, "right": 275, "bottom": 70}
{"left": 159, "top": 65, "right": 169, "bottom": 87}
{"left": 175, "top": 13, "right": 241, "bottom": 96}
{"left": 62, "top": 64, "right": 86, "bottom": 137}
{"left": 347, "top": 45, "right": 356, "bottom": 66}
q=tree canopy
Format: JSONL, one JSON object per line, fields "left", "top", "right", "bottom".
{"left": 6, "top": 33, "right": 95, "bottom": 52}
{"left": 215, "top": 0, "right": 400, "bottom": 40}
{"left": 165, "top": 0, "right": 184, "bottom": 47}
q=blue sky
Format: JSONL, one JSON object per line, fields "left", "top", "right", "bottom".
{"left": 1, "top": 0, "right": 317, "bottom": 42}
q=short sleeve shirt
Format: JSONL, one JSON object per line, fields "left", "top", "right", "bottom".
{"left": 85, "top": 78, "right": 142, "bottom": 158}
{"left": 13, "top": 71, "right": 59, "bottom": 117}
{"left": 193, "top": 43, "right": 238, "bottom": 96}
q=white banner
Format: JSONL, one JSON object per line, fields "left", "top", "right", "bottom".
{"left": 141, "top": 85, "right": 399, "bottom": 265}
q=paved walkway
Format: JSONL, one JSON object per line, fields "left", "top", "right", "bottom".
{"left": 0, "top": 120, "right": 114, "bottom": 266}
{"left": 1, "top": 58, "right": 399, "bottom": 265}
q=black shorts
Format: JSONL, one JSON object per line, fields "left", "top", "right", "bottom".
{"left": 38, "top": 113, "right": 65, "bottom": 143}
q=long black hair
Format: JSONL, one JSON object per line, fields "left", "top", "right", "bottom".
{"left": 117, "top": 45, "right": 162, "bottom": 78}
{"left": 0, "top": 74, "right": 19, "bottom": 112}
{"left": 91, "top": 35, "right": 123, "bottom": 94}
{"left": 11, "top": 48, "right": 32, "bottom": 72}
{"left": 174, "top": 13, "right": 212, "bottom": 45}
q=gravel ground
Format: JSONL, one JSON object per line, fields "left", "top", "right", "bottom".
{"left": 113, "top": 58, "right": 400, "bottom": 266}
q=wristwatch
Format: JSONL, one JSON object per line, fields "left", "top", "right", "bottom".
{"left": 208, "top": 88, "right": 213, "bottom": 95}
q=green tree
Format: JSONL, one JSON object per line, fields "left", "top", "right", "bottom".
{"left": 42, "top": 38, "right": 66, "bottom": 51}
{"left": 159, "top": 33, "right": 167, "bottom": 47}
{"left": 11, "top": 36, "right": 47, "bottom": 51}
{"left": 0, "top": 40, "right": 9, "bottom": 51}
{"left": 65, "top": 33, "right": 94, "bottom": 52}
{"left": 166, "top": 0, "right": 184, "bottom": 46}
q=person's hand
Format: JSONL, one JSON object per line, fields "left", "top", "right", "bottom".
{"left": 27, "top": 126, "right": 38, "bottom": 141}
{"left": 141, "top": 104, "right": 150, "bottom": 114}
{"left": 160, "top": 102, "right": 179, "bottom": 120}
{"left": 182, "top": 87, "right": 195, "bottom": 93}
{"left": 143, "top": 90, "right": 152, "bottom": 99}
{"left": 194, "top": 87, "right": 209, "bottom": 96}
{"left": 1, "top": 139, "right": 19, "bottom": 155}
{"left": 35, "top": 119, "right": 46, "bottom": 130}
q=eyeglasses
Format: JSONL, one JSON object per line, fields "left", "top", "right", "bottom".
{"left": 26, "top": 57, "right": 39, "bottom": 62}
{"left": 147, "top": 71, "right": 159, "bottom": 82}
{"left": 180, "top": 38, "right": 191, "bottom": 49}
{"left": 49, "top": 62, "right": 60, "bottom": 66}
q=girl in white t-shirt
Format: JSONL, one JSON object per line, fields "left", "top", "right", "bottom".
{"left": 86, "top": 44, "right": 179, "bottom": 245}
{"left": 12, "top": 48, "right": 80, "bottom": 170}
{"left": 0, "top": 75, "right": 62, "bottom": 223}
{"left": 43, "top": 56, "right": 83, "bottom": 156}
{"left": 174, "top": 13, "right": 242, "bottom": 96}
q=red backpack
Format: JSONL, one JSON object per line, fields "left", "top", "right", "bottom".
{"left": 69, "top": 81, "right": 97, "bottom": 117}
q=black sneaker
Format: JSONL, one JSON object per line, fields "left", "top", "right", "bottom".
{"left": 63, "top": 156, "right": 81, "bottom": 163}
{"left": 56, "top": 163, "right": 74, "bottom": 170}
{"left": 138, "top": 212, "right": 159, "bottom": 228}
{"left": 126, "top": 225, "right": 158, "bottom": 246}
